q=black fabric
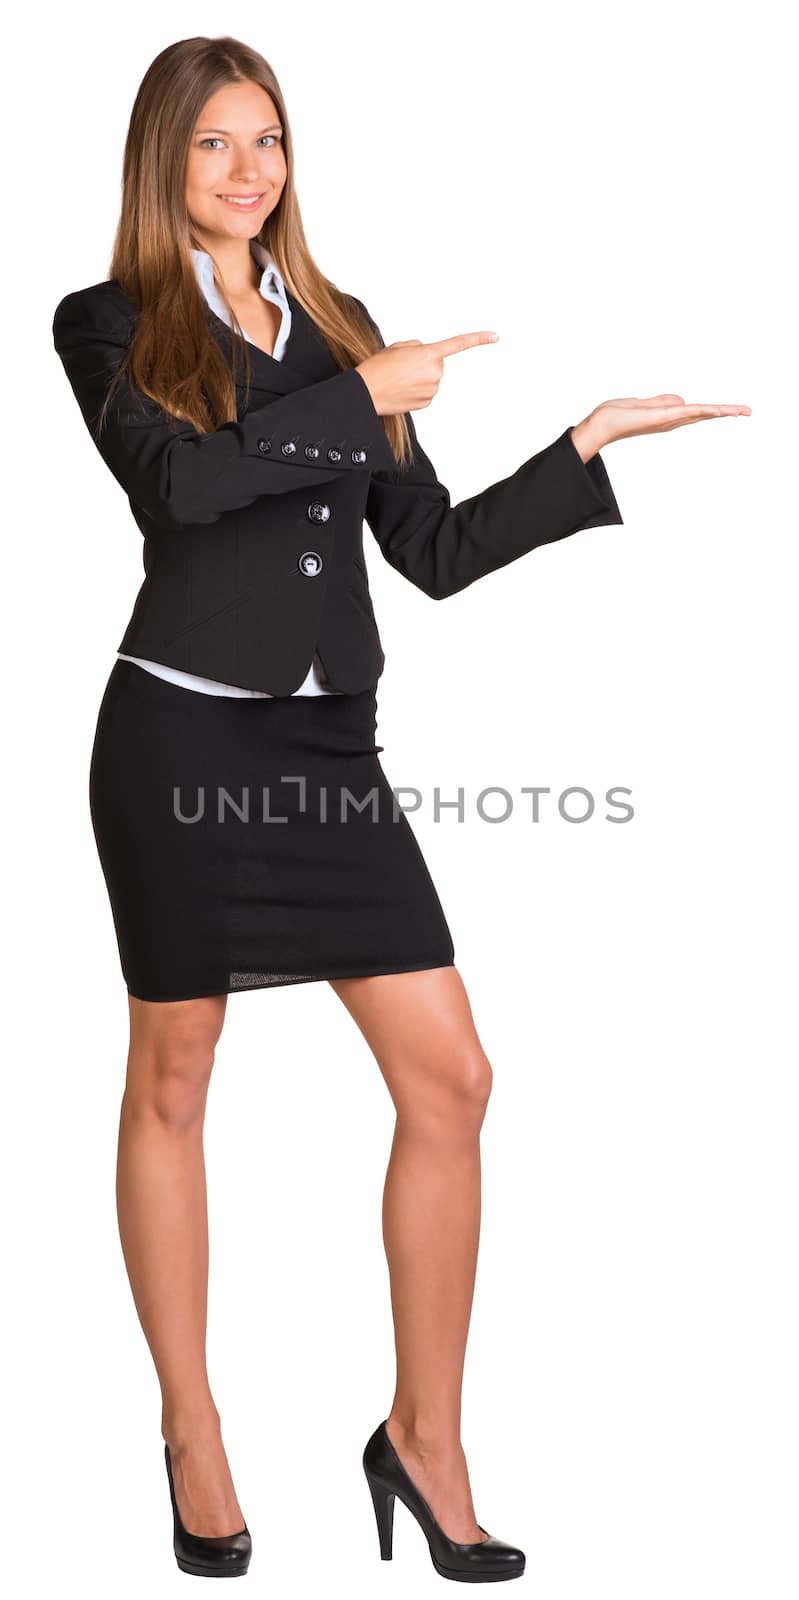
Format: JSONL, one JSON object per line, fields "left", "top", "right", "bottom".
{"left": 89, "top": 660, "right": 455, "bottom": 1003}
{"left": 52, "top": 280, "right": 624, "bottom": 696}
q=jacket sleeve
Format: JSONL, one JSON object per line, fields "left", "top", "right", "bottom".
{"left": 357, "top": 300, "right": 624, "bottom": 600}
{"left": 52, "top": 286, "right": 398, "bottom": 529}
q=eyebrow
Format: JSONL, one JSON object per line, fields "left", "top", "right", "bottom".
{"left": 195, "top": 124, "right": 283, "bottom": 135}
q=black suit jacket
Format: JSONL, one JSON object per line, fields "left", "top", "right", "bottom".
{"left": 52, "top": 279, "right": 624, "bottom": 696}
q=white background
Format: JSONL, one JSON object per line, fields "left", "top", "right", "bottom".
{"left": 3, "top": 1, "right": 796, "bottom": 1596}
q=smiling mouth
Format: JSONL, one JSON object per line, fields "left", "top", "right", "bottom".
{"left": 217, "top": 192, "right": 265, "bottom": 206}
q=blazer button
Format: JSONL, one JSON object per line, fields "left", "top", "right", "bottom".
{"left": 307, "top": 501, "right": 331, "bottom": 524}
{"left": 351, "top": 448, "right": 367, "bottom": 464}
{"left": 305, "top": 444, "right": 320, "bottom": 459}
{"left": 257, "top": 438, "right": 271, "bottom": 454}
{"left": 281, "top": 440, "right": 297, "bottom": 456}
{"left": 327, "top": 447, "right": 342, "bottom": 463}
{"left": 298, "top": 551, "right": 323, "bottom": 577}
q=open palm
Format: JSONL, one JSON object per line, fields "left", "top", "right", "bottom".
{"left": 596, "top": 393, "right": 751, "bottom": 446}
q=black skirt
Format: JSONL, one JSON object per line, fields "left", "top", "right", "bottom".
{"left": 88, "top": 660, "right": 456, "bottom": 1003}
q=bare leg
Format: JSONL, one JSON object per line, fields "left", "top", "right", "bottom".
{"left": 117, "top": 992, "right": 246, "bottom": 1537}
{"left": 329, "top": 965, "right": 492, "bottom": 1543}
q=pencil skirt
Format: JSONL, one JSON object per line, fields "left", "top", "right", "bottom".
{"left": 87, "top": 659, "right": 456, "bottom": 1003}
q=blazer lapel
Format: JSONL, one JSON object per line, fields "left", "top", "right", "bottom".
{"left": 206, "top": 289, "right": 339, "bottom": 398}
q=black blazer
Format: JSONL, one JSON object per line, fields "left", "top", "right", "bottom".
{"left": 52, "top": 279, "right": 624, "bottom": 696}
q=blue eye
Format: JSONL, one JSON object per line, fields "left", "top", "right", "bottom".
{"left": 198, "top": 134, "right": 282, "bottom": 150}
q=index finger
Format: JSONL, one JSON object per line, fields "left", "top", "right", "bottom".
{"left": 426, "top": 331, "right": 500, "bottom": 358}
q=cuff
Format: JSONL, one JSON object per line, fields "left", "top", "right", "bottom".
{"left": 244, "top": 366, "right": 397, "bottom": 475}
{"left": 559, "top": 424, "right": 624, "bottom": 528}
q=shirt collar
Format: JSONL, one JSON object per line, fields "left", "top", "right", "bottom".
{"left": 189, "top": 237, "right": 287, "bottom": 304}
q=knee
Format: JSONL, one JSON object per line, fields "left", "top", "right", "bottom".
{"left": 124, "top": 1025, "right": 218, "bottom": 1131}
{"left": 425, "top": 1047, "right": 494, "bottom": 1135}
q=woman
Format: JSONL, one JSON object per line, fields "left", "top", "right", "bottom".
{"left": 52, "top": 34, "right": 749, "bottom": 1584}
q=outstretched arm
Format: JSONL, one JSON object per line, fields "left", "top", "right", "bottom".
{"left": 355, "top": 299, "right": 623, "bottom": 600}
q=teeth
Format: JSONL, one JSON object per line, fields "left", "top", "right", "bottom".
{"left": 219, "top": 194, "right": 262, "bottom": 204}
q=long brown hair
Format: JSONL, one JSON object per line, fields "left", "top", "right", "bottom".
{"left": 103, "top": 35, "right": 412, "bottom": 466}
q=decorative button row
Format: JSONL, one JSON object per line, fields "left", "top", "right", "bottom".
{"left": 256, "top": 437, "right": 369, "bottom": 464}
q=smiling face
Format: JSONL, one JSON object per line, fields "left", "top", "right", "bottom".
{"left": 185, "top": 78, "right": 287, "bottom": 249}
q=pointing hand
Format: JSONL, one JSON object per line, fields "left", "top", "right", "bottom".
{"left": 356, "top": 330, "right": 500, "bottom": 416}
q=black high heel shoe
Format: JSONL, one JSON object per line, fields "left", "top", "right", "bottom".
{"left": 164, "top": 1442, "right": 252, "bottom": 1578}
{"left": 363, "top": 1419, "right": 525, "bottom": 1583}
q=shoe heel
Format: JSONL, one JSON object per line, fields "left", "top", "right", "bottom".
{"left": 364, "top": 1466, "right": 395, "bottom": 1560}
{"left": 164, "top": 1441, "right": 251, "bottom": 1578}
{"left": 362, "top": 1419, "right": 526, "bottom": 1581}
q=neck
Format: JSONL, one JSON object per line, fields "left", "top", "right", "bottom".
{"left": 191, "top": 229, "right": 261, "bottom": 297}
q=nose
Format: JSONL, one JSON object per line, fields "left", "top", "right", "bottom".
{"left": 228, "top": 168, "right": 260, "bottom": 184}
{"left": 227, "top": 149, "right": 261, "bottom": 183}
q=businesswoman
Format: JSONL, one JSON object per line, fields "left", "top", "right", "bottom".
{"left": 52, "top": 33, "right": 749, "bottom": 1583}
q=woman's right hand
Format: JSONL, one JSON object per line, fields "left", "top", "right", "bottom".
{"left": 356, "top": 331, "right": 499, "bottom": 416}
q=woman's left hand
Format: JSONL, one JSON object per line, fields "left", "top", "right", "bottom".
{"left": 572, "top": 394, "right": 752, "bottom": 461}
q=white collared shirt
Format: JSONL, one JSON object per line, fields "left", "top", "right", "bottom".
{"left": 117, "top": 237, "right": 340, "bottom": 698}
{"left": 189, "top": 237, "right": 293, "bottom": 363}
